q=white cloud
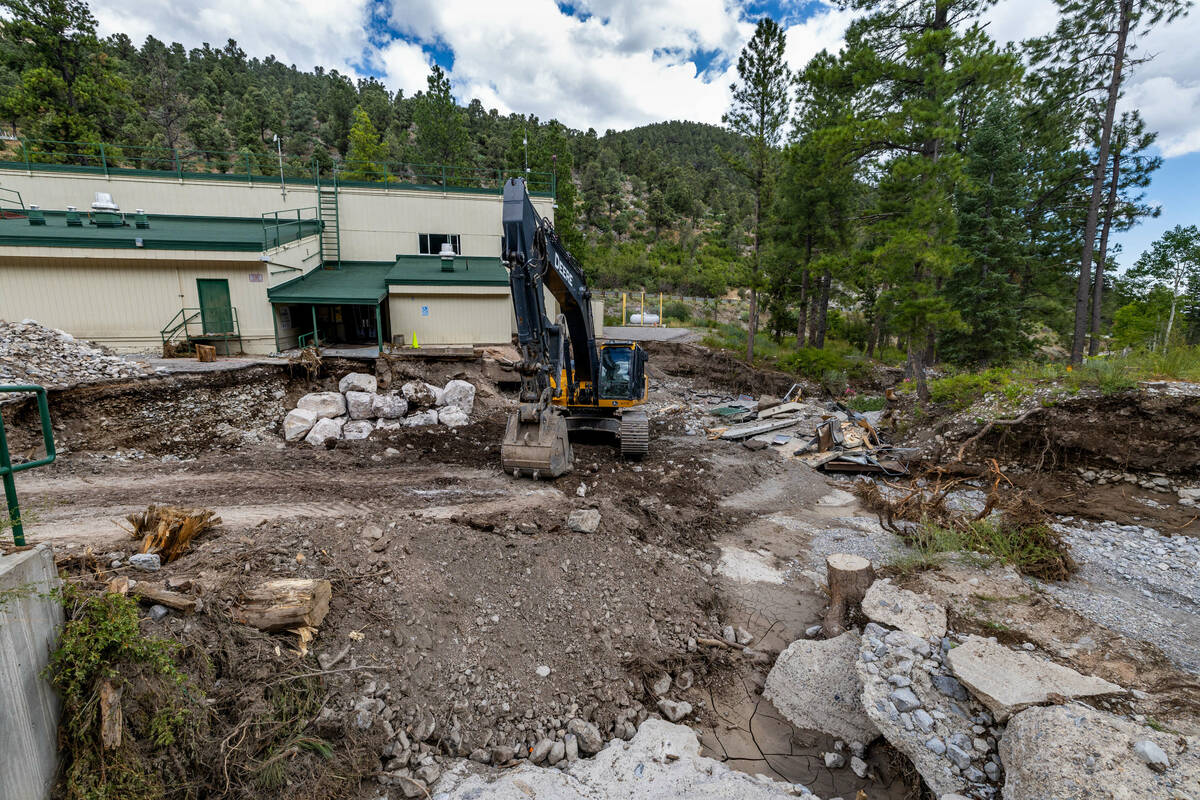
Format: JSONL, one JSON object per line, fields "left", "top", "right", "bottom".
{"left": 374, "top": 39, "right": 431, "bottom": 97}
{"left": 782, "top": 2, "right": 857, "bottom": 72}
{"left": 90, "top": 0, "right": 373, "bottom": 78}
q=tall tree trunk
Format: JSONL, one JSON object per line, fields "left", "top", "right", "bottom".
{"left": 1089, "top": 143, "right": 1123, "bottom": 356}
{"left": 907, "top": 339, "right": 929, "bottom": 403}
{"left": 747, "top": 177, "right": 762, "bottom": 363}
{"left": 796, "top": 266, "right": 810, "bottom": 345}
{"left": 1072, "top": 0, "right": 1132, "bottom": 365}
{"left": 813, "top": 268, "right": 831, "bottom": 349}
{"left": 867, "top": 311, "right": 883, "bottom": 359}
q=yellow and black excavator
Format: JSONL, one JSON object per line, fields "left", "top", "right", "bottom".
{"left": 500, "top": 177, "right": 649, "bottom": 478}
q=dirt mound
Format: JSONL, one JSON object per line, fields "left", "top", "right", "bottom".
{"left": 0, "top": 318, "right": 154, "bottom": 392}
{"left": 641, "top": 342, "right": 804, "bottom": 397}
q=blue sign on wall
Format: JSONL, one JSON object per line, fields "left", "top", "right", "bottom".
{"left": 421, "top": 305, "right": 430, "bottom": 317}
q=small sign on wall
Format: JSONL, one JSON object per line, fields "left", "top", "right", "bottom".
{"left": 421, "top": 305, "right": 430, "bottom": 317}
{"left": 249, "top": 273, "right": 264, "bottom": 283}
{"left": 278, "top": 306, "right": 292, "bottom": 329}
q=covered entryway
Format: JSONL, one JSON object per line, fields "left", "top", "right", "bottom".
{"left": 267, "top": 264, "right": 391, "bottom": 353}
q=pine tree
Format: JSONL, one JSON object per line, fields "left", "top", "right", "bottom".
{"left": 412, "top": 64, "right": 470, "bottom": 169}
{"left": 344, "top": 105, "right": 386, "bottom": 181}
{"left": 1129, "top": 225, "right": 1200, "bottom": 348}
{"left": 722, "top": 17, "right": 793, "bottom": 362}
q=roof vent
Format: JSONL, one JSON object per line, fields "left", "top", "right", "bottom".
{"left": 439, "top": 241, "right": 455, "bottom": 272}
{"left": 91, "top": 192, "right": 118, "bottom": 212}
{"left": 66, "top": 205, "right": 82, "bottom": 226}
{"left": 134, "top": 208, "right": 149, "bottom": 229}
{"left": 27, "top": 203, "right": 45, "bottom": 226}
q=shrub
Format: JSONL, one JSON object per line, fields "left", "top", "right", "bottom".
{"left": 662, "top": 300, "right": 690, "bottom": 322}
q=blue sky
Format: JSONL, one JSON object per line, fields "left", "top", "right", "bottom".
{"left": 89, "top": 0, "right": 1198, "bottom": 264}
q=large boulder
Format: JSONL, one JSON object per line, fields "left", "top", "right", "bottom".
{"left": 404, "top": 409, "right": 439, "bottom": 427}
{"left": 296, "top": 392, "right": 346, "bottom": 420}
{"left": 305, "top": 416, "right": 345, "bottom": 446}
{"left": 402, "top": 381, "right": 442, "bottom": 408}
{"left": 857, "top": 623, "right": 1003, "bottom": 798}
{"left": 434, "top": 718, "right": 815, "bottom": 799}
{"left": 1000, "top": 703, "right": 1200, "bottom": 800}
{"left": 343, "top": 420, "right": 375, "bottom": 440}
{"left": 338, "top": 372, "right": 377, "bottom": 394}
{"left": 763, "top": 631, "right": 877, "bottom": 744}
{"left": 438, "top": 406, "right": 470, "bottom": 428}
{"left": 345, "top": 391, "right": 375, "bottom": 420}
{"left": 863, "top": 579, "right": 947, "bottom": 640}
{"left": 372, "top": 392, "right": 408, "bottom": 419}
{"left": 282, "top": 408, "right": 318, "bottom": 442}
{"left": 946, "top": 635, "right": 1122, "bottom": 722}
{"left": 440, "top": 379, "right": 476, "bottom": 414}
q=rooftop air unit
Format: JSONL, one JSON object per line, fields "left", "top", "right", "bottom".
{"left": 439, "top": 241, "right": 456, "bottom": 272}
{"left": 90, "top": 192, "right": 123, "bottom": 227}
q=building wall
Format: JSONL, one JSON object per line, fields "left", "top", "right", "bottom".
{"left": 0, "top": 253, "right": 281, "bottom": 353}
{"left": 0, "top": 170, "right": 554, "bottom": 262}
{"left": 388, "top": 285, "right": 511, "bottom": 346}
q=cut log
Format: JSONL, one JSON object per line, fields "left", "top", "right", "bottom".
{"left": 235, "top": 578, "right": 332, "bottom": 632}
{"left": 129, "top": 582, "right": 201, "bottom": 613}
{"left": 824, "top": 553, "right": 874, "bottom": 637}
{"left": 99, "top": 679, "right": 123, "bottom": 750}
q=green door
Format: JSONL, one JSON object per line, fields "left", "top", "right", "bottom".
{"left": 197, "top": 279, "right": 233, "bottom": 334}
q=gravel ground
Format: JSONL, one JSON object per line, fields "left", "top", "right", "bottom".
{"left": 1044, "top": 518, "right": 1200, "bottom": 675}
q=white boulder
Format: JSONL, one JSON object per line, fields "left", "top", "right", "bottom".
{"left": 763, "top": 631, "right": 877, "bottom": 744}
{"left": 372, "top": 392, "right": 408, "bottom": 419}
{"left": 338, "top": 372, "right": 377, "bottom": 394}
{"left": 440, "top": 379, "right": 476, "bottom": 413}
{"left": 282, "top": 408, "right": 318, "bottom": 441}
{"left": 305, "top": 416, "right": 345, "bottom": 446}
{"left": 404, "top": 409, "right": 439, "bottom": 427}
{"left": 296, "top": 391, "right": 346, "bottom": 420}
{"left": 343, "top": 420, "right": 375, "bottom": 440}
{"left": 345, "top": 391, "right": 375, "bottom": 420}
{"left": 438, "top": 406, "right": 470, "bottom": 428}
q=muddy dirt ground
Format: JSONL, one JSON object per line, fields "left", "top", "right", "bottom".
{"left": 4, "top": 351, "right": 1199, "bottom": 800}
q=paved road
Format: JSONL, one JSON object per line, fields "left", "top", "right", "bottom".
{"left": 601, "top": 326, "right": 699, "bottom": 343}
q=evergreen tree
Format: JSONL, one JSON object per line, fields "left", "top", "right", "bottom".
{"left": 722, "top": 17, "right": 793, "bottom": 362}
{"left": 343, "top": 105, "right": 386, "bottom": 181}
{"left": 1128, "top": 225, "right": 1200, "bottom": 348}
{"left": 411, "top": 64, "right": 470, "bottom": 168}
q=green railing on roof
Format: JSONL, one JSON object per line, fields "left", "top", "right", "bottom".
{"left": 262, "top": 206, "right": 321, "bottom": 250}
{"left": 0, "top": 186, "right": 25, "bottom": 216}
{"left": 0, "top": 137, "right": 557, "bottom": 196}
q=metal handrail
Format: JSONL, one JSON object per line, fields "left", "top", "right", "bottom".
{"left": 0, "top": 186, "right": 24, "bottom": 214}
{"left": 262, "top": 206, "right": 320, "bottom": 249}
{"left": 1, "top": 385, "right": 56, "bottom": 546}
{"left": 161, "top": 307, "right": 241, "bottom": 346}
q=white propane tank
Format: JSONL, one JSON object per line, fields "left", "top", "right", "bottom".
{"left": 629, "top": 313, "right": 660, "bottom": 325}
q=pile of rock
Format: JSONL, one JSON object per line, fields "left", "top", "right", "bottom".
{"left": 762, "top": 567, "right": 1198, "bottom": 800}
{"left": 0, "top": 318, "right": 154, "bottom": 392}
{"left": 282, "top": 372, "right": 476, "bottom": 446}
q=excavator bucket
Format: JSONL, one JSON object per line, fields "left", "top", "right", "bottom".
{"left": 501, "top": 407, "right": 572, "bottom": 478}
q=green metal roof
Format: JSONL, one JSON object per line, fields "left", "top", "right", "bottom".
{"left": 0, "top": 210, "right": 319, "bottom": 251}
{"left": 385, "top": 254, "right": 509, "bottom": 287}
{"left": 268, "top": 263, "right": 391, "bottom": 304}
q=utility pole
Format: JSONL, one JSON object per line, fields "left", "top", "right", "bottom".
{"left": 273, "top": 134, "right": 287, "bottom": 200}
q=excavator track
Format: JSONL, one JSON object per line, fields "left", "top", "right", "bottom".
{"left": 619, "top": 410, "right": 650, "bottom": 458}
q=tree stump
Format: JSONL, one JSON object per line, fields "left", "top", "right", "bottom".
{"left": 235, "top": 578, "right": 332, "bottom": 632}
{"left": 824, "top": 553, "right": 875, "bottom": 637}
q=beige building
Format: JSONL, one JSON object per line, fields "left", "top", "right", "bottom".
{"left": 0, "top": 163, "right": 556, "bottom": 354}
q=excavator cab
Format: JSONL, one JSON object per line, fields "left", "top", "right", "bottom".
{"left": 597, "top": 342, "right": 646, "bottom": 405}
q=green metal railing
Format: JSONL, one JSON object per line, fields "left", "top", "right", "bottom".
{"left": 262, "top": 206, "right": 321, "bottom": 249}
{"left": 0, "top": 137, "right": 558, "bottom": 196}
{"left": 0, "top": 186, "right": 25, "bottom": 216}
{"left": 161, "top": 307, "right": 242, "bottom": 351}
{"left": 1, "top": 385, "right": 56, "bottom": 547}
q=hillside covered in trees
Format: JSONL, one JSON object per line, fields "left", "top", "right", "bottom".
{"left": 0, "top": 0, "right": 1196, "bottom": 386}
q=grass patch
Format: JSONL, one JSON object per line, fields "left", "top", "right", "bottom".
{"left": 701, "top": 323, "right": 870, "bottom": 387}
{"left": 901, "top": 518, "right": 1075, "bottom": 580}
{"left": 845, "top": 394, "right": 887, "bottom": 412}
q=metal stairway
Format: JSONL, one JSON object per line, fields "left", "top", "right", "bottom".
{"left": 317, "top": 183, "right": 341, "bottom": 269}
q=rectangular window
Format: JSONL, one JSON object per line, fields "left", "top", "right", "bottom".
{"left": 419, "top": 233, "right": 461, "bottom": 255}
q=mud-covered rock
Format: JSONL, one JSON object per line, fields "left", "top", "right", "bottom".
{"left": 372, "top": 392, "right": 408, "bottom": 419}
{"left": 567, "top": 509, "right": 601, "bottom": 533}
{"left": 297, "top": 391, "right": 346, "bottom": 419}
{"left": 343, "top": 420, "right": 375, "bottom": 440}
{"left": 404, "top": 409, "right": 439, "bottom": 427}
{"left": 402, "top": 381, "right": 442, "bottom": 407}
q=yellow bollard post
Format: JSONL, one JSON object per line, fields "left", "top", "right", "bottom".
{"left": 640, "top": 290, "right": 645, "bottom": 326}
{"left": 622, "top": 292, "right": 627, "bottom": 325}
{"left": 659, "top": 292, "right": 663, "bottom": 327}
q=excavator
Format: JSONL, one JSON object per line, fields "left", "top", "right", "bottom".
{"left": 500, "top": 177, "right": 649, "bottom": 478}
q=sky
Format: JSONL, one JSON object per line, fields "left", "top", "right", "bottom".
{"left": 87, "top": 0, "right": 1200, "bottom": 265}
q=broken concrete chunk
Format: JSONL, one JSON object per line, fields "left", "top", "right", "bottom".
{"left": 438, "top": 406, "right": 470, "bottom": 428}
{"left": 763, "top": 631, "right": 878, "bottom": 744}
{"left": 946, "top": 635, "right": 1122, "bottom": 721}
{"left": 657, "top": 699, "right": 693, "bottom": 722}
{"left": 863, "top": 579, "right": 947, "bottom": 639}
{"left": 440, "top": 379, "right": 476, "bottom": 414}
{"left": 343, "top": 420, "right": 375, "bottom": 440}
{"left": 128, "top": 553, "right": 161, "bottom": 571}
{"left": 338, "top": 372, "right": 377, "bottom": 394}
{"left": 296, "top": 391, "right": 346, "bottom": 419}
{"left": 304, "top": 416, "right": 345, "bottom": 446}
{"left": 345, "top": 390, "right": 375, "bottom": 420}
{"left": 566, "top": 509, "right": 601, "bottom": 534}
{"left": 372, "top": 392, "right": 408, "bottom": 419}
{"left": 1000, "top": 703, "right": 1199, "bottom": 799}
{"left": 282, "top": 408, "right": 318, "bottom": 441}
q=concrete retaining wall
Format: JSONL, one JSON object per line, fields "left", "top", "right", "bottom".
{"left": 0, "top": 544, "right": 63, "bottom": 800}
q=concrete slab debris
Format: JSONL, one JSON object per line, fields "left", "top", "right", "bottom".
{"left": 999, "top": 703, "right": 1199, "bottom": 800}
{"left": 763, "top": 631, "right": 878, "bottom": 744}
{"left": 436, "top": 718, "right": 817, "bottom": 799}
{"left": 863, "top": 579, "right": 948, "bottom": 639}
{"left": 945, "top": 635, "right": 1122, "bottom": 721}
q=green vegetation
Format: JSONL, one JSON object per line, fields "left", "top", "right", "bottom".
{"left": 903, "top": 518, "right": 1075, "bottom": 581}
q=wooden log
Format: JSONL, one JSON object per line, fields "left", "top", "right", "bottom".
{"left": 235, "top": 578, "right": 332, "bottom": 632}
{"left": 129, "top": 582, "right": 201, "bottom": 613}
{"left": 823, "top": 553, "right": 875, "bottom": 637}
{"left": 99, "top": 679, "right": 123, "bottom": 750}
